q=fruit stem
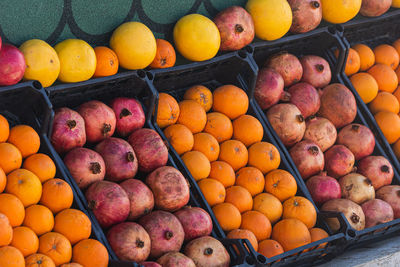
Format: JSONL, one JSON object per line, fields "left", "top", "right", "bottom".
{"left": 204, "top": 247, "right": 214, "bottom": 256}
{"left": 381, "top": 165, "right": 390, "bottom": 173}
{"left": 120, "top": 108, "right": 132, "bottom": 119}
{"left": 351, "top": 212, "right": 360, "bottom": 223}
{"left": 311, "top": 1, "right": 320, "bottom": 8}
{"left": 308, "top": 146, "right": 319, "bottom": 155}
{"left": 127, "top": 152, "right": 135, "bottom": 162}
{"left": 351, "top": 124, "right": 360, "bottom": 132}
{"left": 297, "top": 114, "right": 305, "bottom": 122}
{"left": 316, "top": 64, "right": 324, "bottom": 72}
{"left": 235, "top": 24, "right": 244, "bottom": 33}
{"left": 90, "top": 162, "right": 102, "bottom": 174}
{"left": 136, "top": 238, "right": 145, "bottom": 248}
{"left": 67, "top": 120, "right": 77, "bottom": 129}
{"left": 102, "top": 123, "right": 112, "bottom": 135}
{"left": 165, "top": 231, "right": 173, "bottom": 240}
{"left": 364, "top": 178, "right": 372, "bottom": 186}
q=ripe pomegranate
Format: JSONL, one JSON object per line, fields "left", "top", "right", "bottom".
{"left": 120, "top": 179, "right": 154, "bottom": 221}
{"left": 376, "top": 185, "right": 400, "bottom": 218}
{"left": 267, "top": 103, "right": 305, "bottom": 147}
{"left": 358, "top": 156, "right": 394, "bottom": 190}
{"left": 184, "top": 236, "right": 230, "bottom": 267}
{"left": 321, "top": 198, "right": 365, "bottom": 231}
{"left": 157, "top": 252, "right": 196, "bottom": 267}
{"left": 128, "top": 128, "right": 168, "bottom": 173}
{"left": 141, "top": 262, "right": 161, "bottom": 267}
{"left": 361, "top": 199, "right": 394, "bottom": 228}
{"left": 174, "top": 206, "right": 213, "bottom": 241}
{"left": 336, "top": 124, "right": 375, "bottom": 160}
{"left": 213, "top": 6, "right": 254, "bottom": 51}
{"left": 339, "top": 173, "right": 375, "bottom": 205}
{"left": 63, "top": 147, "right": 105, "bottom": 189}
{"left": 85, "top": 180, "right": 130, "bottom": 228}
{"left": 287, "top": 82, "right": 320, "bottom": 118}
{"left": 265, "top": 52, "right": 303, "bottom": 87}
{"left": 0, "top": 44, "right": 25, "bottom": 86}
{"left": 139, "top": 210, "right": 185, "bottom": 258}
{"left": 318, "top": 83, "right": 357, "bottom": 128}
{"left": 110, "top": 97, "right": 145, "bottom": 137}
{"left": 254, "top": 68, "right": 285, "bottom": 110}
{"left": 324, "top": 145, "right": 355, "bottom": 178}
{"left": 0, "top": 36, "right": 2, "bottom": 51}
{"left": 107, "top": 222, "right": 151, "bottom": 262}
{"left": 288, "top": 0, "right": 322, "bottom": 33}
{"left": 51, "top": 107, "right": 86, "bottom": 153}
{"left": 300, "top": 55, "right": 331, "bottom": 88}
{"left": 306, "top": 173, "right": 341, "bottom": 205}
{"left": 304, "top": 117, "right": 336, "bottom": 152}
{"left": 289, "top": 140, "right": 324, "bottom": 179}
{"left": 360, "top": 0, "right": 391, "bottom": 17}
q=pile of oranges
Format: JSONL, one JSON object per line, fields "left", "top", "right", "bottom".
{"left": 0, "top": 115, "right": 108, "bottom": 267}
{"left": 156, "top": 85, "right": 329, "bottom": 258}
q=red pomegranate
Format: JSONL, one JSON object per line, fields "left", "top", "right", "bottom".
{"left": 304, "top": 117, "right": 336, "bottom": 152}
{"left": 339, "top": 173, "right": 375, "bottom": 205}
{"left": 157, "top": 252, "right": 196, "bottom": 267}
{"left": 358, "top": 156, "right": 394, "bottom": 190}
{"left": 287, "top": 82, "right": 320, "bottom": 118}
{"left": 289, "top": 140, "right": 324, "bottom": 179}
{"left": 288, "top": 0, "right": 322, "bottom": 33}
{"left": 0, "top": 44, "right": 25, "bottom": 86}
{"left": 336, "top": 124, "right": 375, "bottom": 160}
{"left": 110, "top": 97, "right": 145, "bottom": 137}
{"left": 184, "top": 236, "right": 230, "bottom": 267}
{"left": 360, "top": 0, "right": 391, "bottom": 17}
{"left": 265, "top": 52, "right": 303, "bottom": 87}
{"left": 254, "top": 68, "right": 285, "bottom": 110}
{"left": 300, "top": 55, "right": 331, "bottom": 88}
{"left": 376, "top": 185, "right": 400, "bottom": 218}
{"left": 141, "top": 262, "right": 161, "bottom": 267}
{"left": 324, "top": 145, "right": 355, "bottom": 178}
{"left": 174, "top": 206, "right": 213, "bottom": 241}
{"left": 321, "top": 198, "right": 365, "bottom": 231}
{"left": 306, "top": 173, "right": 341, "bottom": 205}
{"left": 361, "top": 199, "right": 394, "bottom": 228}
{"left": 120, "top": 179, "right": 154, "bottom": 221}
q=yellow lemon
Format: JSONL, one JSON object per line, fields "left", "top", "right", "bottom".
{"left": 19, "top": 39, "right": 60, "bottom": 87}
{"left": 174, "top": 14, "right": 220, "bottom": 61}
{"left": 393, "top": 0, "right": 400, "bottom": 7}
{"left": 54, "top": 39, "right": 96, "bottom": 83}
{"left": 110, "top": 22, "right": 156, "bottom": 70}
{"left": 246, "top": 0, "right": 292, "bottom": 41}
{"left": 321, "top": 0, "right": 362, "bottom": 24}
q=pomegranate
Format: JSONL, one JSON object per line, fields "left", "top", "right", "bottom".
{"left": 51, "top": 107, "right": 86, "bottom": 153}
{"left": 0, "top": 44, "right": 25, "bottom": 86}
{"left": 141, "top": 262, "right": 161, "bottom": 267}
{"left": 324, "top": 145, "right": 355, "bottom": 178}
{"left": 265, "top": 52, "right": 303, "bottom": 87}
{"left": 360, "top": 0, "right": 391, "bottom": 17}
{"left": 336, "top": 124, "right": 375, "bottom": 160}
{"left": 321, "top": 198, "right": 365, "bottom": 231}
{"left": 174, "top": 206, "right": 213, "bottom": 241}
{"left": 0, "top": 36, "right": 2, "bottom": 51}
{"left": 95, "top": 137, "right": 138, "bottom": 182}
{"left": 110, "top": 97, "right": 145, "bottom": 137}
{"left": 146, "top": 166, "right": 190, "bottom": 212}
{"left": 289, "top": 140, "right": 324, "bottom": 179}
{"left": 288, "top": 0, "right": 322, "bottom": 33}
{"left": 184, "top": 236, "right": 230, "bottom": 267}
{"left": 85, "top": 180, "right": 130, "bottom": 228}
{"left": 63, "top": 147, "right": 105, "bottom": 189}
{"left": 361, "top": 199, "right": 394, "bottom": 228}
{"left": 267, "top": 103, "right": 305, "bottom": 147}
{"left": 304, "top": 117, "right": 336, "bottom": 152}
{"left": 300, "top": 55, "right": 331, "bottom": 88}
{"left": 77, "top": 100, "right": 116, "bottom": 143}
{"left": 107, "top": 222, "right": 151, "bottom": 262}
{"left": 358, "top": 156, "right": 394, "bottom": 190}
{"left": 120, "top": 179, "right": 154, "bottom": 220}
{"left": 157, "top": 252, "right": 196, "bottom": 267}
{"left": 128, "top": 128, "right": 168, "bottom": 173}
{"left": 339, "top": 173, "right": 375, "bottom": 205}
{"left": 306, "top": 173, "right": 341, "bottom": 205}
{"left": 213, "top": 6, "right": 254, "bottom": 51}
{"left": 376, "top": 185, "right": 400, "bottom": 218}
{"left": 139, "top": 210, "right": 185, "bottom": 258}
{"left": 287, "top": 82, "right": 320, "bottom": 118}
{"left": 254, "top": 68, "right": 285, "bottom": 110}
{"left": 318, "top": 83, "right": 357, "bottom": 128}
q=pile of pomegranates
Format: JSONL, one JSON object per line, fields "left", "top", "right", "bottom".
{"left": 51, "top": 98, "right": 230, "bottom": 265}
{"left": 256, "top": 51, "right": 398, "bottom": 232}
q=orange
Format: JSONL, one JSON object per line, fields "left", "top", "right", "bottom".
{"left": 349, "top": 72, "right": 378, "bottom": 104}
{"left": 178, "top": 100, "right": 207, "bottom": 133}
{"left": 240, "top": 210, "right": 272, "bottom": 241}
{"left": 0, "top": 246, "right": 25, "bottom": 267}
{"left": 0, "top": 114, "right": 9, "bottom": 142}
{"left": 209, "top": 161, "right": 235, "bottom": 188}
{"left": 197, "top": 178, "right": 226, "bottom": 206}
{"left": 183, "top": 85, "right": 213, "bottom": 112}
{"left": 393, "top": 139, "right": 400, "bottom": 160}
{"left": 232, "top": 115, "right": 263, "bottom": 147}
{"left": 163, "top": 124, "right": 194, "bottom": 155}
{"left": 375, "top": 111, "right": 400, "bottom": 144}
{"left": 395, "top": 86, "right": 400, "bottom": 104}
{"left": 23, "top": 205, "right": 54, "bottom": 236}
{"left": 227, "top": 229, "right": 259, "bottom": 252}
{"left": 248, "top": 142, "right": 280, "bottom": 174}
{"left": 368, "top": 64, "right": 398, "bottom": 93}
{"left": 253, "top": 193, "right": 283, "bottom": 224}
{"left": 258, "top": 239, "right": 284, "bottom": 258}
{"left": 204, "top": 112, "right": 233, "bottom": 143}
{"left": 369, "top": 92, "right": 400, "bottom": 114}
{"left": 54, "top": 209, "right": 91, "bottom": 245}
{"left": 93, "top": 46, "right": 118, "bottom": 77}
{"left": 212, "top": 85, "right": 249, "bottom": 119}
{"left": 182, "top": 151, "right": 211, "bottom": 181}
{"left": 0, "top": 166, "right": 5, "bottom": 192}
{"left": 393, "top": 39, "right": 400, "bottom": 56}
{"left": 0, "top": 213, "right": 12, "bottom": 246}
{"left": 40, "top": 178, "right": 73, "bottom": 214}
{"left": 235, "top": 167, "right": 265, "bottom": 196}
{"left": 72, "top": 239, "right": 109, "bottom": 267}
{"left": 0, "top": 142, "right": 22, "bottom": 174}
{"left": 352, "top": 44, "right": 375, "bottom": 71}
{"left": 282, "top": 196, "right": 317, "bottom": 229}
{"left": 212, "top": 203, "right": 241, "bottom": 231}
{"left": 218, "top": 140, "right": 248, "bottom": 171}
{"left": 272, "top": 218, "right": 311, "bottom": 252}
{"left": 156, "top": 93, "right": 180, "bottom": 128}
{"left": 396, "top": 66, "right": 400, "bottom": 82}
{"left": 149, "top": 39, "right": 176, "bottom": 69}
{"left": 60, "top": 264, "right": 83, "bottom": 267}
{"left": 0, "top": 193, "right": 25, "bottom": 227}
{"left": 265, "top": 169, "right": 297, "bottom": 202}
{"left": 6, "top": 168, "right": 42, "bottom": 207}
{"left": 192, "top": 132, "right": 220, "bottom": 162}
{"left": 339, "top": 48, "right": 360, "bottom": 76}
{"left": 374, "top": 44, "right": 399, "bottom": 70}
{"left": 225, "top": 185, "right": 253, "bottom": 213}
{"left": 10, "top": 226, "right": 39, "bottom": 257}
{"left": 23, "top": 153, "right": 56, "bottom": 183}
{"left": 7, "top": 125, "right": 40, "bottom": 158}
{"left": 25, "top": 253, "right": 56, "bottom": 267}
{"left": 309, "top": 228, "right": 329, "bottom": 249}
{"left": 38, "top": 232, "right": 72, "bottom": 266}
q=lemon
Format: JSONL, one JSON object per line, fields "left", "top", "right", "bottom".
{"left": 19, "top": 39, "right": 60, "bottom": 87}
{"left": 393, "top": 0, "right": 400, "bottom": 7}
{"left": 174, "top": 14, "right": 220, "bottom": 62}
{"left": 54, "top": 39, "right": 96, "bottom": 83}
{"left": 110, "top": 22, "right": 156, "bottom": 70}
{"left": 321, "top": 0, "right": 362, "bottom": 24}
{"left": 246, "top": 0, "right": 292, "bottom": 41}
